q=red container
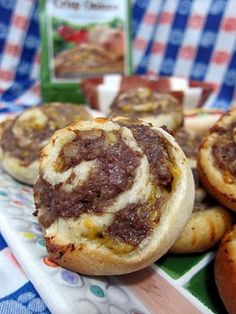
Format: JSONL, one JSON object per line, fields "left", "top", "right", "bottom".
{"left": 81, "top": 75, "right": 216, "bottom": 114}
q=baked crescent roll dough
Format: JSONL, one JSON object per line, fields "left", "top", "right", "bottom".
{"left": 109, "top": 87, "right": 183, "bottom": 130}
{"left": 0, "top": 103, "right": 93, "bottom": 185}
{"left": 171, "top": 127, "right": 233, "bottom": 254}
{"left": 198, "top": 109, "right": 236, "bottom": 211}
{"left": 34, "top": 117, "right": 194, "bottom": 275}
{"left": 170, "top": 200, "right": 233, "bottom": 254}
{"left": 215, "top": 225, "right": 236, "bottom": 314}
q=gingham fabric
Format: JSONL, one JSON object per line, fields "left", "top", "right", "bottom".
{"left": 132, "top": 0, "right": 236, "bottom": 109}
{"left": 0, "top": 0, "right": 236, "bottom": 312}
{"left": 0, "top": 0, "right": 236, "bottom": 114}
{"left": 0, "top": 233, "right": 49, "bottom": 313}
{"left": 0, "top": 0, "right": 40, "bottom": 114}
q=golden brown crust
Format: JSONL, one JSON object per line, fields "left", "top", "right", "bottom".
{"left": 197, "top": 109, "right": 236, "bottom": 212}
{"left": 0, "top": 103, "right": 93, "bottom": 185}
{"left": 45, "top": 228, "right": 174, "bottom": 276}
{"left": 170, "top": 205, "right": 233, "bottom": 254}
{"left": 197, "top": 162, "right": 236, "bottom": 211}
{"left": 172, "top": 123, "right": 234, "bottom": 254}
{"left": 36, "top": 117, "right": 195, "bottom": 275}
{"left": 215, "top": 225, "right": 236, "bottom": 314}
{"left": 109, "top": 88, "right": 183, "bottom": 130}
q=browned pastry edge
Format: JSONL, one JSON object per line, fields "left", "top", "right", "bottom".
{"left": 197, "top": 155, "right": 236, "bottom": 211}
{"left": 215, "top": 225, "right": 236, "bottom": 314}
{"left": 44, "top": 233, "right": 169, "bottom": 276}
{"left": 197, "top": 109, "right": 236, "bottom": 212}
{"left": 0, "top": 104, "right": 93, "bottom": 185}
{"left": 170, "top": 205, "right": 234, "bottom": 254}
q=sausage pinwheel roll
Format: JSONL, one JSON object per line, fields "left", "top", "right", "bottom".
{"left": 109, "top": 87, "right": 183, "bottom": 130}
{"left": 170, "top": 128, "right": 233, "bottom": 254}
{"left": 198, "top": 109, "right": 236, "bottom": 211}
{"left": 215, "top": 225, "right": 236, "bottom": 314}
{"left": 0, "top": 103, "right": 92, "bottom": 185}
{"left": 33, "top": 117, "right": 194, "bottom": 275}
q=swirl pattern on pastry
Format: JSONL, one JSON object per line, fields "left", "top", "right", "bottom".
{"left": 0, "top": 103, "right": 92, "bottom": 185}
{"left": 109, "top": 87, "right": 183, "bottom": 130}
{"left": 171, "top": 128, "right": 233, "bottom": 254}
{"left": 33, "top": 117, "right": 194, "bottom": 275}
{"left": 215, "top": 225, "right": 236, "bottom": 314}
{"left": 198, "top": 109, "right": 236, "bottom": 211}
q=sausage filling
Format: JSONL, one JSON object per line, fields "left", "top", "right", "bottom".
{"left": 1, "top": 104, "right": 91, "bottom": 166}
{"left": 34, "top": 123, "right": 174, "bottom": 248}
{"left": 212, "top": 122, "right": 236, "bottom": 178}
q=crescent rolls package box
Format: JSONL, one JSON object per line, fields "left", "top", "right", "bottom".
{"left": 39, "top": 0, "right": 132, "bottom": 103}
